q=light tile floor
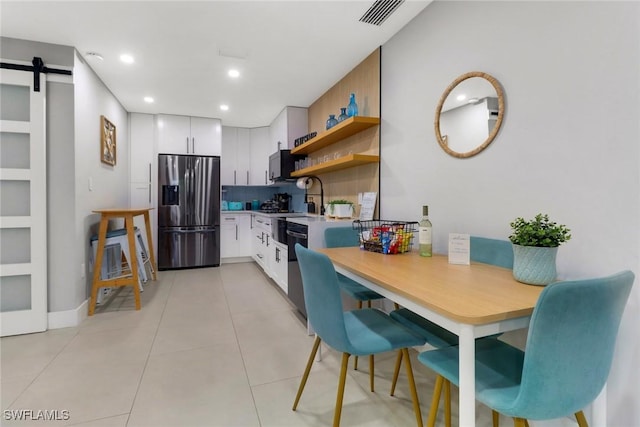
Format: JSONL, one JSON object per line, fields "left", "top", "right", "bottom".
{"left": 1, "top": 262, "right": 501, "bottom": 427}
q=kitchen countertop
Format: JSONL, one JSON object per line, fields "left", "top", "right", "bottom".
{"left": 221, "top": 210, "right": 307, "bottom": 218}
{"left": 286, "top": 215, "right": 353, "bottom": 225}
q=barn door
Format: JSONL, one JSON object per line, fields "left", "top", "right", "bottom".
{"left": 0, "top": 67, "right": 47, "bottom": 336}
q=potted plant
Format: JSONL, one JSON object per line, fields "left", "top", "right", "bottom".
{"left": 327, "top": 200, "right": 354, "bottom": 218}
{"left": 508, "top": 213, "right": 571, "bottom": 285}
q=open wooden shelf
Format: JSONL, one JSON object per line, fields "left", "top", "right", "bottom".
{"left": 291, "top": 116, "right": 380, "bottom": 155}
{"left": 290, "top": 153, "right": 379, "bottom": 177}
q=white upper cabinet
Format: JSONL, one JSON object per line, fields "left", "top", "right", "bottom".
{"left": 250, "top": 127, "right": 270, "bottom": 185}
{"left": 221, "top": 126, "right": 238, "bottom": 185}
{"left": 221, "top": 126, "right": 251, "bottom": 185}
{"left": 221, "top": 126, "right": 269, "bottom": 186}
{"left": 129, "top": 113, "right": 155, "bottom": 184}
{"left": 156, "top": 114, "right": 221, "bottom": 156}
{"left": 269, "top": 106, "right": 308, "bottom": 152}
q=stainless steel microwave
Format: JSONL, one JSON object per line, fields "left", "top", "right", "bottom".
{"left": 269, "top": 149, "right": 298, "bottom": 181}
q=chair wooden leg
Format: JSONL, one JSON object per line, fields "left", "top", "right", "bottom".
{"left": 369, "top": 354, "right": 375, "bottom": 392}
{"left": 389, "top": 350, "right": 403, "bottom": 396}
{"left": 444, "top": 379, "right": 451, "bottom": 427}
{"left": 426, "top": 375, "right": 444, "bottom": 427}
{"left": 401, "top": 348, "right": 423, "bottom": 427}
{"left": 492, "top": 410, "right": 500, "bottom": 427}
{"left": 524, "top": 421, "right": 530, "bottom": 427}
{"left": 367, "top": 300, "right": 372, "bottom": 308}
{"left": 575, "top": 411, "right": 589, "bottom": 427}
{"left": 333, "top": 352, "right": 351, "bottom": 427}
{"left": 513, "top": 418, "right": 527, "bottom": 427}
{"left": 292, "top": 336, "right": 322, "bottom": 410}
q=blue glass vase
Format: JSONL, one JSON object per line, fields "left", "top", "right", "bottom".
{"left": 326, "top": 114, "right": 338, "bottom": 130}
{"left": 346, "top": 93, "right": 358, "bottom": 117}
{"left": 338, "top": 107, "right": 348, "bottom": 122}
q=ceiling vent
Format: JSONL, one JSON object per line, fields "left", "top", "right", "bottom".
{"left": 359, "top": 0, "right": 405, "bottom": 26}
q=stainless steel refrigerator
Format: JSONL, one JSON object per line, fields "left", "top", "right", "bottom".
{"left": 158, "top": 154, "right": 220, "bottom": 270}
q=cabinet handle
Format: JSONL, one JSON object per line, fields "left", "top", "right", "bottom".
{"left": 246, "top": 170, "right": 249, "bottom": 185}
{"left": 264, "top": 170, "right": 267, "bottom": 185}
{"left": 186, "top": 137, "right": 189, "bottom": 153}
{"left": 192, "top": 137, "right": 195, "bottom": 153}
{"left": 266, "top": 234, "right": 269, "bottom": 247}
{"left": 233, "top": 170, "right": 237, "bottom": 185}
{"left": 148, "top": 163, "right": 152, "bottom": 204}
{"left": 275, "top": 247, "right": 279, "bottom": 262}
{"left": 235, "top": 224, "right": 238, "bottom": 240}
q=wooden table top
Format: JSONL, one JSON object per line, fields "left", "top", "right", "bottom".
{"left": 92, "top": 208, "right": 153, "bottom": 216}
{"left": 316, "top": 247, "right": 544, "bottom": 325}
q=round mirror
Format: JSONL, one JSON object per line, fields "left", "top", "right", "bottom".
{"left": 434, "top": 71, "right": 505, "bottom": 158}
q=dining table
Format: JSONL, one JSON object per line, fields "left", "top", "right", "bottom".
{"left": 316, "top": 247, "right": 544, "bottom": 427}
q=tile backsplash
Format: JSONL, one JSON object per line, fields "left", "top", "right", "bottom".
{"left": 222, "top": 183, "right": 306, "bottom": 212}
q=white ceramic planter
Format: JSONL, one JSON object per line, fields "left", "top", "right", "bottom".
{"left": 329, "top": 203, "right": 353, "bottom": 218}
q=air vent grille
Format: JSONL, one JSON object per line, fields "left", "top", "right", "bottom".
{"left": 359, "top": 0, "right": 405, "bottom": 26}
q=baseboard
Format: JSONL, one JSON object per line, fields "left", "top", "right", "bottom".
{"left": 48, "top": 299, "right": 88, "bottom": 329}
{"left": 221, "top": 256, "right": 253, "bottom": 264}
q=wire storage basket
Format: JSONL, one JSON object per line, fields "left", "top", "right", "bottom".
{"left": 353, "top": 220, "right": 419, "bottom": 254}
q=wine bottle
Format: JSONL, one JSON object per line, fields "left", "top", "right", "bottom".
{"left": 419, "top": 205, "right": 432, "bottom": 257}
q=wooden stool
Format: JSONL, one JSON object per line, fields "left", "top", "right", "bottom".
{"left": 89, "top": 208, "right": 156, "bottom": 315}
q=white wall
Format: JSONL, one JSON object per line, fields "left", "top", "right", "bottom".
{"left": 73, "top": 51, "right": 130, "bottom": 305}
{"left": 381, "top": 2, "right": 639, "bottom": 426}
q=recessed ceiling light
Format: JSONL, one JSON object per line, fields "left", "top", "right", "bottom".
{"left": 228, "top": 69, "right": 240, "bottom": 78}
{"left": 86, "top": 52, "right": 103, "bottom": 61}
{"left": 456, "top": 94, "right": 466, "bottom": 101}
{"left": 144, "top": 96, "right": 154, "bottom": 103}
{"left": 220, "top": 104, "right": 229, "bottom": 111}
{"left": 120, "top": 54, "right": 134, "bottom": 64}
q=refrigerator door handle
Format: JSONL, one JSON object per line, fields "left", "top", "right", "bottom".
{"left": 184, "top": 165, "right": 190, "bottom": 223}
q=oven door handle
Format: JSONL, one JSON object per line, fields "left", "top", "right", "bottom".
{"left": 286, "top": 229, "right": 307, "bottom": 239}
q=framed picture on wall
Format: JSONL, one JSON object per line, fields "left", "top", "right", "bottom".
{"left": 100, "top": 115, "right": 116, "bottom": 166}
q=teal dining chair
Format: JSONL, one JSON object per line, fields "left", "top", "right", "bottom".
{"left": 324, "top": 227, "right": 385, "bottom": 371}
{"left": 418, "top": 270, "right": 635, "bottom": 427}
{"left": 389, "top": 236, "right": 513, "bottom": 396}
{"left": 292, "top": 244, "right": 426, "bottom": 427}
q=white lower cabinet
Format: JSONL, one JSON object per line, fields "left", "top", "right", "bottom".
{"left": 221, "top": 214, "right": 252, "bottom": 260}
{"left": 252, "top": 215, "right": 271, "bottom": 270}
{"left": 251, "top": 215, "right": 287, "bottom": 293}
{"left": 272, "top": 241, "right": 288, "bottom": 293}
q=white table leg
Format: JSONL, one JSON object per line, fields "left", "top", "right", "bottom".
{"left": 592, "top": 383, "right": 607, "bottom": 426}
{"left": 459, "top": 325, "right": 475, "bottom": 426}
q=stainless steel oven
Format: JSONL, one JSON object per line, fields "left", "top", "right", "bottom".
{"left": 286, "top": 222, "right": 308, "bottom": 318}
{"left": 272, "top": 217, "right": 289, "bottom": 244}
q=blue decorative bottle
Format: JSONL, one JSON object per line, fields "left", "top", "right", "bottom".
{"left": 338, "top": 108, "right": 348, "bottom": 122}
{"left": 346, "top": 93, "right": 358, "bottom": 117}
{"left": 326, "top": 114, "right": 338, "bottom": 130}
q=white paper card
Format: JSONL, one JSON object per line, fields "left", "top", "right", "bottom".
{"left": 359, "top": 192, "right": 377, "bottom": 220}
{"left": 448, "top": 233, "right": 470, "bottom": 265}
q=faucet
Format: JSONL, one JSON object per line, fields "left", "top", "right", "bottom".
{"left": 302, "top": 176, "right": 324, "bottom": 215}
